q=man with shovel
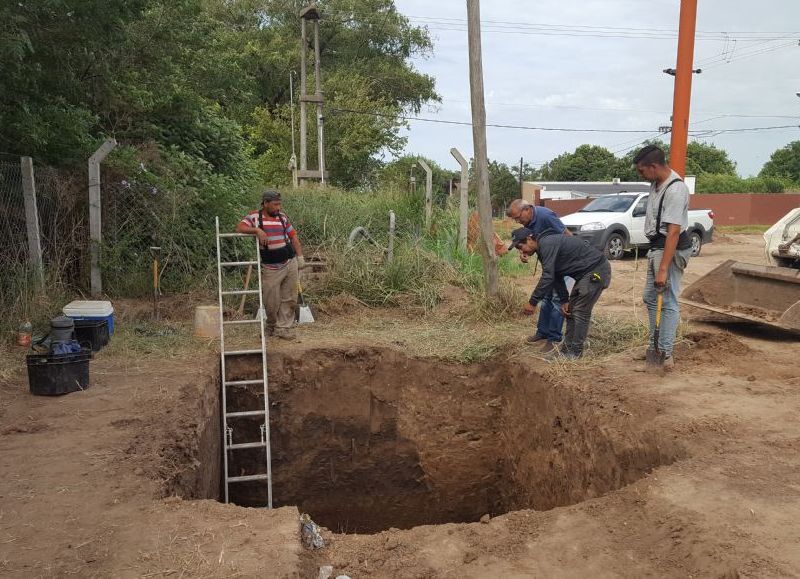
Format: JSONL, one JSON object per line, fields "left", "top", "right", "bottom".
{"left": 632, "top": 145, "right": 693, "bottom": 371}
{"left": 237, "top": 190, "right": 306, "bottom": 340}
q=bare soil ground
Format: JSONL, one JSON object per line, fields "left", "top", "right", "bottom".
{"left": 2, "top": 233, "right": 799, "bottom": 578}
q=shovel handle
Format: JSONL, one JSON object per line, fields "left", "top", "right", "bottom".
{"left": 655, "top": 292, "right": 663, "bottom": 329}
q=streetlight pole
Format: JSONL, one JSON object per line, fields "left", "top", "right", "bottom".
{"left": 669, "top": 0, "right": 699, "bottom": 178}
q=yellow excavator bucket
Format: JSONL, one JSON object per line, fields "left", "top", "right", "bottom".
{"left": 680, "top": 259, "right": 800, "bottom": 332}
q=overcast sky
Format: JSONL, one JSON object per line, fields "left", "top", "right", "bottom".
{"left": 391, "top": 0, "right": 800, "bottom": 176}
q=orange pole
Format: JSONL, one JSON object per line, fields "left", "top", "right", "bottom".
{"left": 669, "top": 0, "right": 698, "bottom": 178}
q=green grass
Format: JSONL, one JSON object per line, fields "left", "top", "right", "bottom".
{"left": 717, "top": 225, "right": 770, "bottom": 234}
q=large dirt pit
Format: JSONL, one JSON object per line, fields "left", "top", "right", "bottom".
{"left": 220, "top": 348, "right": 683, "bottom": 534}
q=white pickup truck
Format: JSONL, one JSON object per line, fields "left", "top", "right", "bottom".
{"left": 560, "top": 193, "right": 715, "bottom": 260}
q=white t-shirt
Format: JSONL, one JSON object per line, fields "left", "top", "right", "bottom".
{"left": 644, "top": 170, "right": 689, "bottom": 238}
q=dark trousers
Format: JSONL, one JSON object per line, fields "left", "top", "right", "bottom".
{"left": 536, "top": 291, "right": 564, "bottom": 342}
{"left": 564, "top": 261, "right": 611, "bottom": 356}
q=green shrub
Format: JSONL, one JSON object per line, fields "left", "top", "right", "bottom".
{"left": 696, "top": 173, "right": 795, "bottom": 193}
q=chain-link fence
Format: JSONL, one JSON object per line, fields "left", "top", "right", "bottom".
{"left": 0, "top": 156, "right": 27, "bottom": 269}
{"left": 0, "top": 155, "right": 88, "bottom": 281}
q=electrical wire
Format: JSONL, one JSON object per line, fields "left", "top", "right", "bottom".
{"left": 329, "top": 107, "right": 660, "bottom": 133}
{"left": 331, "top": 106, "right": 798, "bottom": 137}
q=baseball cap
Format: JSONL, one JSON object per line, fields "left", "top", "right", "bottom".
{"left": 508, "top": 227, "right": 535, "bottom": 251}
{"left": 261, "top": 189, "right": 282, "bottom": 203}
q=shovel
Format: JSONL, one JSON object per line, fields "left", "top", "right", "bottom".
{"left": 646, "top": 291, "right": 666, "bottom": 367}
{"left": 297, "top": 282, "right": 315, "bottom": 324}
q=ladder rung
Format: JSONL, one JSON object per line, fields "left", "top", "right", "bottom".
{"left": 221, "top": 289, "right": 260, "bottom": 296}
{"left": 226, "top": 410, "right": 265, "bottom": 418}
{"left": 228, "top": 473, "right": 271, "bottom": 483}
{"left": 218, "top": 233, "right": 253, "bottom": 238}
{"left": 223, "top": 319, "right": 261, "bottom": 326}
{"left": 224, "top": 349, "right": 263, "bottom": 356}
{"left": 224, "top": 379, "right": 264, "bottom": 387}
{"left": 228, "top": 441, "right": 267, "bottom": 450}
{"left": 221, "top": 260, "right": 259, "bottom": 267}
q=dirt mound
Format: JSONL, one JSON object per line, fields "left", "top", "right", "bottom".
{"left": 677, "top": 330, "right": 752, "bottom": 362}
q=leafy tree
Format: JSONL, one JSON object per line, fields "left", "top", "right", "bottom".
{"left": 487, "top": 161, "right": 519, "bottom": 211}
{"left": 760, "top": 141, "right": 800, "bottom": 183}
{"left": 0, "top": 0, "right": 438, "bottom": 187}
{"left": 685, "top": 142, "right": 737, "bottom": 175}
{"left": 538, "top": 145, "right": 622, "bottom": 181}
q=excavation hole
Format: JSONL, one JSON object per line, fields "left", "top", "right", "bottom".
{"left": 223, "top": 348, "right": 681, "bottom": 534}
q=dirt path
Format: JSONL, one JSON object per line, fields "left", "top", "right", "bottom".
{"left": 1, "top": 233, "right": 798, "bottom": 578}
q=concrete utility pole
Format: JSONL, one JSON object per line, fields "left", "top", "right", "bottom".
{"left": 417, "top": 159, "right": 433, "bottom": 231}
{"left": 450, "top": 147, "right": 469, "bottom": 251}
{"left": 298, "top": 4, "right": 327, "bottom": 186}
{"left": 88, "top": 138, "right": 117, "bottom": 297}
{"left": 20, "top": 156, "right": 43, "bottom": 282}
{"left": 669, "top": 0, "right": 698, "bottom": 178}
{"left": 466, "top": 0, "right": 498, "bottom": 297}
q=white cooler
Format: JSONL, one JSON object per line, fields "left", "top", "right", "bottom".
{"left": 63, "top": 300, "right": 115, "bottom": 335}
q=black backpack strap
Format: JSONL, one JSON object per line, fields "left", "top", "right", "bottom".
{"left": 655, "top": 178, "right": 684, "bottom": 235}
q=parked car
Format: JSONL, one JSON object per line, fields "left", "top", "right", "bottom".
{"left": 560, "top": 193, "right": 715, "bottom": 260}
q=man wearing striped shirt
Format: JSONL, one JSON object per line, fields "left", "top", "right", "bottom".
{"left": 236, "top": 190, "right": 305, "bottom": 340}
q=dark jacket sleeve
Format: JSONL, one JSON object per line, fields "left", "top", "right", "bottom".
{"left": 530, "top": 239, "right": 559, "bottom": 306}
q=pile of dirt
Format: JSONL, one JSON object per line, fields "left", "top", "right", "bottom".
{"left": 677, "top": 330, "right": 752, "bottom": 362}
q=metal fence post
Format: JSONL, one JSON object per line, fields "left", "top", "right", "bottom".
{"left": 20, "top": 156, "right": 44, "bottom": 282}
{"left": 88, "top": 138, "right": 117, "bottom": 297}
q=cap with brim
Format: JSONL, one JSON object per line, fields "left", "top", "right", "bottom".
{"left": 508, "top": 227, "right": 535, "bottom": 251}
{"left": 261, "top": 190, "right": 281, "bottom": 203}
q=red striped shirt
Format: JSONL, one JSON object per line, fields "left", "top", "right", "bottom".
{"left": 240, "top": 210, "right": 297, "bottom": 268}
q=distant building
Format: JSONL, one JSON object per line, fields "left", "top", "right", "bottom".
{"left": 522, "top": 176, "right": 696, "bottom": 203}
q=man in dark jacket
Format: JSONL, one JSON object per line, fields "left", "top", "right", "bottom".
{"left": 509, "top": 227, "right": 612, "bottom": 359}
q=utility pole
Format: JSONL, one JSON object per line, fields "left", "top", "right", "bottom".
{"left": 298, "top": 3, "right": 326, "bottom": 185}
{"left": 466, "top": 0, "right": 498, "bottom": 297}
{"left": 669, "top": 0, "right": 698, "bottom": 177}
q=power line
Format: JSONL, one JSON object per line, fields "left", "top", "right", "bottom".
{"left": 323, "top": 9, "right": 800, "bottom": 42}
{"left": 330, "top": 107, "right": 659, "bottom": 133}
{"left": 436, "top": 98, "right": 800, "bottom": 119}
{"left": 330, "top": 106, "right": 799, "bottom": 135}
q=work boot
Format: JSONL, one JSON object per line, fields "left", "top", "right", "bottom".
{"left": 543, "top": 348, "right": 581, "bottom": 362}
{"left": 662, "top": 356, "right": 675, "bottom": 371}
{"left": 540, "top": 341, "right": 557, "bottom": 353}
{"left": 526, "top": 334, "right": 546, "bottom": 344}
{"left": 274, "top": 328, "right": 296, "bottom": 341}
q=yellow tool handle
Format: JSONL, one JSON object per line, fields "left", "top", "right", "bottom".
{"left": 655, "top": 292, "right": 663, "bottom": 328}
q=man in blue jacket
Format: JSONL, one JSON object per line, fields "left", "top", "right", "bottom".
{"left": 506, "top": 200, "right": 572, "bottom": 352}
{"left": 509, "top": 226, "right": 611, "bottom": 359}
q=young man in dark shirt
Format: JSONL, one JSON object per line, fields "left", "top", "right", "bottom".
{"left": 509, "top": 227, "right": 611, "bottom": 359}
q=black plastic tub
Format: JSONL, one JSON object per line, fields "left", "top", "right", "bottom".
{"left": 26, "top": 349, "right": 92, "bottom": 396}
{"left": 74, "top": 319, "right": 109, "bottom": 352}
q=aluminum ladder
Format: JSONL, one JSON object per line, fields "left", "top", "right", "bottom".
{"left": 215, "top": 217, "right": 273, "bottom": 507}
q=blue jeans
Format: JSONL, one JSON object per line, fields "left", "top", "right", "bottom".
{"left": 643, "top": 248, "right": 692, "bottom": 357}
{"left": 536, "top": 291, "right": 564, "bottom": 343}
